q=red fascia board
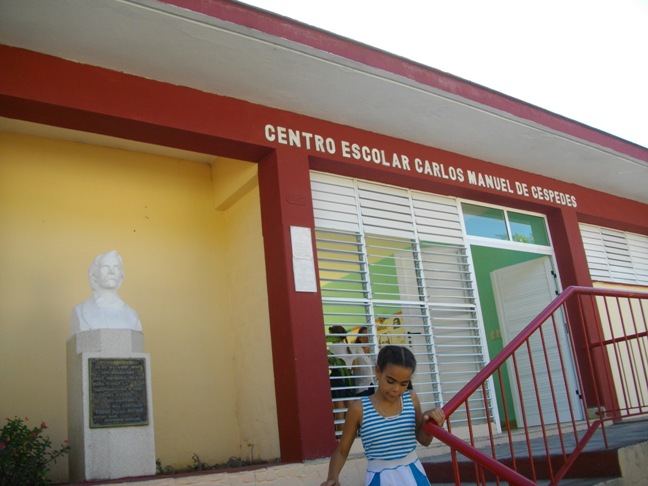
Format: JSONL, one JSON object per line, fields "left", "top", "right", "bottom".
{"left": 159, "top": 0, "right": 648, "bottom": 162}
{"left": 0, "top": 94, "right": 271, "bottom": 162}
{"left": 0, "top": 45, "right": 271, "bottom": 160}
{"left": 1, "top": 44, "right": 646, "bottom": 235}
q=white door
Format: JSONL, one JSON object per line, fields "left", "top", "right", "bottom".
{"left": 491, "top": 257, "right": 583, "bottom": 427}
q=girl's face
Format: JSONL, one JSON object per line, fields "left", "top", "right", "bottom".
{"left": 375, "top": 363, "right": 414, "bottom": 402}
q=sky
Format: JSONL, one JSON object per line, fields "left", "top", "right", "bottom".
{"left": 239, "top": 0, "right": 648, "bottom": 149}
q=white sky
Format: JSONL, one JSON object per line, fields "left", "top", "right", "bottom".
{"left": 239, "top": 0, "right": 648, "bottom": 149}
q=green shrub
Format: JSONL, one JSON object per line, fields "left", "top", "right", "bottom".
{"left": 0, "top": 416, "right": 71, "bottom": 485}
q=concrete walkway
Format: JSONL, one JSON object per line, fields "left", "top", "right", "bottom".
{"left": 67, "top": 418, "right": 648, "bottom": 485}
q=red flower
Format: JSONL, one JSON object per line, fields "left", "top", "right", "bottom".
{"left": 40, "top": 421, "right": 47, "bottom": 428}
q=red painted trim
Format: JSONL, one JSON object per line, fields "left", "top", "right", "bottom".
{"left": 2, "top": 45, "right": 646, "bottom": 237}
{"left": 547, "top": 208, "right": 593, "bottom": 289}
{"left": 0, "top": 95, "right": 271, "bottom": 162}
{"left": 0, "top": 45, "right": 277, "bottom": 160}
{"left": 258, "top": 149, "right": 336, "bottom": 461}
{"left": 159, "top": 0, "right": 648, "bottom": 162}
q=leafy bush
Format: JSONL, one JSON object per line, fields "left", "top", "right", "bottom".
{"left": 0, "top": 417, "right": 70, "bottom": 485}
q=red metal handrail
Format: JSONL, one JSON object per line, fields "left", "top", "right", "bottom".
{"left": 424, "top": 285, "right": 648, "bottom": 485}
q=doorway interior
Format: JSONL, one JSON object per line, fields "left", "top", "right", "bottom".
{"left": 471, "top": 246, "right": 584, "bottom": 428}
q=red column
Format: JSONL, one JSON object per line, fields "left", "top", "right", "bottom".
{"left": 547, "top": 208, "right": 619, "bottom": 414}
{"left": 547, "top": 207, "right": 593, "bottom": 288}
{"left": 257, "top": 149, "right": 337, "bottom": 461}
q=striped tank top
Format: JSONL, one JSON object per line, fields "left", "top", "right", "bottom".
{"left": 360, "top": 390, "right": 417, "bottom": 460}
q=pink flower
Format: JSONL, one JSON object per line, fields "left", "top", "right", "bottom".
{"left": 40, "top": 422, "right": 47, "bottom": 428}
{"left": 0, "top": 442, "right": 5, "bottom": 448}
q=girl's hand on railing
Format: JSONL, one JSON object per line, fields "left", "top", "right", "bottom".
{"left": 423, "top": 407, "right": 445, "bottom": 427}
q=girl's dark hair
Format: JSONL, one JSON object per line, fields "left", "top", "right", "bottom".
{"left": 376, "top": 345, "right": 416, "bottom": 373}
{"left": 328, "top": 325, "right": 347, "bottom": 335}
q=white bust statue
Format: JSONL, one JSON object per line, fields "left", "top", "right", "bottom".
{"left": 70, "top": 250, "right": 142, "bottom": 334}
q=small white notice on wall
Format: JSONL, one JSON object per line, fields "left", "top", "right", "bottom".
{"left": 290, "top": 226, "right": 317, "bottom": 292}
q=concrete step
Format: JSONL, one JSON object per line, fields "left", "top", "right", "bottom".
{"left": 422, "top": 419, "right": 648, "bottom": 485}
{"left": 427, "top": 481, "right": 616, "bottom": 486}
{"left": 422, "top": 449, "right": 620, "bottom": 483}
{"left": 423, "top": 438, "right": 648, "bottom": 485}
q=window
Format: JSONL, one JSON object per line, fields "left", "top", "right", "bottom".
{"left": 312, "top": 173, "right": 493, "bottom": 435}
{"left": 509, "top": 212, "right": 550, "bottom": 245}
{"left": 462, "top": 203, "right": 508, "bottom": 240}
{"left": 462, "top": 203, "right": 550, "bottom": 246}
{"left": 580, "top": 224, "right": 648, "bottom": 285}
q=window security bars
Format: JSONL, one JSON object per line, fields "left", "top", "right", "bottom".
{"left": 317, "top": 229, "right": 490, "bottom": 434}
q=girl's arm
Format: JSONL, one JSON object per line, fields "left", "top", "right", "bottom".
{"left": 411, "top": 390, "right": 445, "bottom": 446}
{"left": 320, "top": 399, "right": 363, "bottom": 486}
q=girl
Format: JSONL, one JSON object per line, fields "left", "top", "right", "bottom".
{"left": 320, "top": 345, "right": 445, "bottom": 486}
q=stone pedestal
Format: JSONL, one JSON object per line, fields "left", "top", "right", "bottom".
{"left": 67, "top": 329, "right": 156, "bottom": 482}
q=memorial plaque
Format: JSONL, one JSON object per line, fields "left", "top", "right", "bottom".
{"left": 89, "top": 358, "right": 148, "bottom": 428}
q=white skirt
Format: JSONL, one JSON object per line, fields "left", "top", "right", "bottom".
{"left": 365, "top": 451, "right": 431, "bottom": 486}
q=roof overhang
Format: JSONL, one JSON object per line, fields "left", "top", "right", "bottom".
{"left": 1, "top": 0, "right": 646, "bottom": 203}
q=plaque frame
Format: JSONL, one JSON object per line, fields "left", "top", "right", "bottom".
{"left": 89, "top": 358, "right": 149, "bottom": 428}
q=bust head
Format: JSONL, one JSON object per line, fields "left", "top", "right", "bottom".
{"left": 89, "top": 250, "right": 124, "bottom": 294}
{"left": 71, "top": 250, "right": 142, "bottom": 334}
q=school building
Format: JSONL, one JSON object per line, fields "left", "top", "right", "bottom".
{"left": 1, "top": 0, "right": 647, "bottom": 483}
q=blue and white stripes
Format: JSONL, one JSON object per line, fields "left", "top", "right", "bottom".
{"left": 360, "top": 391, "right": 417, "bottom": 460}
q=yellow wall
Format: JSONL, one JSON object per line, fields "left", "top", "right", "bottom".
{"left": 0, "top": 131, "right": 278, "bottom": 480}
{"left": 223, "top": 183, "right": 280, "bottom": 462}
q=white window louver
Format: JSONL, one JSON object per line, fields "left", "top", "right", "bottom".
{"left": 312, "top": 172, "right": 492, "bottom": 434}
{"left": 580, "top": 224, "right": 648, "bottom": 286}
